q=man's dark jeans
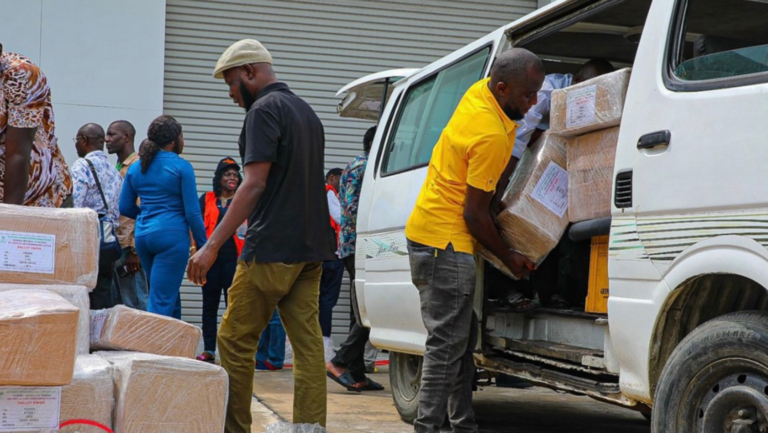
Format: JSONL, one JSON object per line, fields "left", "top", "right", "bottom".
{"left": 91, "top": 259, "right": 118, "bottom": 310}
{"left": 407, "top": 240, "right": 478, "bottom": 433}
{"left": 330, "top": 254, "right": 370, "bottom": 382}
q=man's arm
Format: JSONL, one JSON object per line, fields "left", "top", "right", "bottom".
{"left": 187, "top": 161, "right": 271, "bottom": 285}
{"left": 465, "top": 185, "right": 535, "bottom": 279}
{"left": 328, "top": 189, "right": 341, "bottom": 225}
{"left": 491, "top": 156, "right": 518, "bottom": 215}
{"left": 3, "top": 126, "right": 35, "bottom": 205}
{"left": 70, "top": 160, "right": 88, "bottom": 209}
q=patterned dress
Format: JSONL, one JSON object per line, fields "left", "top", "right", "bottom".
{"left": 0, "top": 52, "right": 72, "bottom": 207}
{"left": 337, "top": 152, "right": 368, "bottom": 259}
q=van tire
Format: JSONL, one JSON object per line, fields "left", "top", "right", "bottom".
{"left": 652, "top": 311, "right": 768, "bottom": 433}
{"left": 389, "top": 351, "right": 423, "bottom": 424}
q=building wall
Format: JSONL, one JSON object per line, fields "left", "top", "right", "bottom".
{"left": 0, "top": 0, "right": 166, "bottom": 166}
{"left": 164, "top": 0, "right": 538, "bottom": 339}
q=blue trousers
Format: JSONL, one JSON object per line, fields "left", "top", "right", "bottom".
{"left": 318, "top": 259, "right": 344, "bottom": 337}
{"left": 135, "top": 230, "right": 189, "bottom": 319}
{"left": 256, "top": 309, "right": 286, "bottom": 368}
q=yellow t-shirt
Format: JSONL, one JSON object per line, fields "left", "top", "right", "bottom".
{"left": 405, "top": 78, "right": 517, "bottom": 254}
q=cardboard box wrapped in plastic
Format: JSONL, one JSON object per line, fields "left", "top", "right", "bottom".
{"left": 0, "top": 204, "right": 99, "bottom": 288}
{"left": 550, "top": 68, "right": 631, "bottom": 137}
{"left": 0, "top": 290, "right": 78, "bottom": 385}
{"left": 95, "top": 351, "right": 228, "bottom": 433}
{"left": 12, "top": 356, "right": 114, "bottom": 433}
{"left": 91, "top": 305, "right": 203, "bottom": 358}
{"left": 0, "top": 284, "right": 90, "bottom": 355}
{"left": 567, "top": 127, "right": 620, "bottom": 223}
{"left": 478, "top": 133, "right": 569, "bottom": 276}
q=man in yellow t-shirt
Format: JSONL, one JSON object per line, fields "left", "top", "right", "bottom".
{"left": 405, "top": 48, "right": 544, "bottom": 433}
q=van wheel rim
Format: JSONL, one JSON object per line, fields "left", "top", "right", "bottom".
{"left": 395, "top": 354, "right": 422, "bottom": 402}
{"left": 687, "top": 359, "right": 768, "bottom": 433}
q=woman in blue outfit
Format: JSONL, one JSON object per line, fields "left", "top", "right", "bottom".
{"left": 119, "top": 115, "right": 206, "bottom": 319}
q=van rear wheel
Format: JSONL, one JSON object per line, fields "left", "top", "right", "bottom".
{"left": 652, "top": 311, "right": 768, "bottom": 433}
{"left": 390, "top": 351, "right": 423, "bottom": 424}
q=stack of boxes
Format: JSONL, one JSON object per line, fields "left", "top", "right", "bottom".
{"left": 552, "top": 68, "right": 631, "bottom": 313}
{"left": 0, "top": 204, "right": 227, "bottom": 433}
{"left": 479, "top": 69, "right": 631, "bottom": 311}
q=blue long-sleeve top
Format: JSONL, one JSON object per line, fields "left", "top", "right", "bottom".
{"left": 119, "top": 150, "right": 207, "bottom": 248}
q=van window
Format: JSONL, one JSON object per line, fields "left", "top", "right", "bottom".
{"left": 668, "top": 0, "right": 768, "bottom": 87}
{"left": 382, "top": 47, "right": 490, "bottom": 176}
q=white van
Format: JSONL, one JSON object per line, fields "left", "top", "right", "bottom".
{"left": 337, "top": 0, "right": 768, "bottom": 431}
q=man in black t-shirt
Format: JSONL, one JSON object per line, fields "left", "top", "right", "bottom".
{"left": 187, "top": 39, "right": 334, "bottom": 432}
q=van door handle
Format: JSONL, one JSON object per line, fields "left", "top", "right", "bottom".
{"left": 637, "top": 130, "right": 671, "bottom": 149}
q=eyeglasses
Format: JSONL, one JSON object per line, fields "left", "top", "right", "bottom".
{"left": 72, "top": 136, "right": 82, "bottom": 144}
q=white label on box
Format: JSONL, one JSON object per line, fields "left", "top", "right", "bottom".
{"left": 565, "top": 85, "right": 597, "bottom": 129}
{"left": 531, "top": 162, "right": 568, "bottom": 218}
{"left": 89, "top": 309, "right": 109, "bottom": 346}
{"left": 0, "top": 387, "right": 60, "bottom": 431}
{"left": 0, "top": 230, "right": 55, "bottom": 274}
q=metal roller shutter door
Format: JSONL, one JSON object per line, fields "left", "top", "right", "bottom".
{"left": 163, "top": 0, "right": 536, "bottom": 339}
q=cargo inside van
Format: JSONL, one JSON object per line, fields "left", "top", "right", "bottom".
{"left": 484, "top": 0, "right": 768, "bottom": 316}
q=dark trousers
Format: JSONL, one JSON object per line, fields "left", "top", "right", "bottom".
{"left": 319, "top": 258, "right": 344, "bottom": 337}
{"left": 331, "top": 254, "right": 370, "bottom": 382}
{"left": 91, "top": 259, "right": 118, "bottom": 310}
{"left": 408, "top": 241, "right": 478, "bottom": 433}
{"left": 202, "top": 257, "right": 237, "bottom": 353}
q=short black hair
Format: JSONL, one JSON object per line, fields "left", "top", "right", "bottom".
{"left": 363, "top": 126, "right": 376, "bottom": 153}
{"left": 110, "top": 120, "right": 136, "bottom": 139}
{"left": 490, "top": 48, "right": 544, "bottom": 85}
{"left": 326, "top": 168, "right": 343, "bottom": 180}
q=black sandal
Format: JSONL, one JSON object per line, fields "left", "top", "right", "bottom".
{"left": 348, "top": 377, "right": 385, "bottom": 392}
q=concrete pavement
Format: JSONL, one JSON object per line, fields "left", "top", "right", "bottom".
{"left": 249, "top": 365, "right": 650, "bottom": 433}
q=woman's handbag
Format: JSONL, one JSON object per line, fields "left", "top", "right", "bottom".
{"left": 85, "top": 159, "right": 122, "bottom": 263}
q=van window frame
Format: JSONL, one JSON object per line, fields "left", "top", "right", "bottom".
{"left": 663, "top": 0, "right": 768, "bottom": 92}
{"left": 378, "top": 44, "right": 493, "bottom": 178}
{"left": 373, "top": 91, "right": 403, "bottom": 179}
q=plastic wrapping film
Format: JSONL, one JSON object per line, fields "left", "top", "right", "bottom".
{"left": 90, "top": 305, "right": 203, "bottom": 358}
{"left": 550, "top": 68, "right": 631, "bottom": 138}
{"left": 12, "top": 355, "right": 116, "bottom": 433}
{"left": 0, "top": 204, "right": 99, "bottom": 289}
{"left": 266, "top": 423, "right": 327, "bottom": 433}
{"left": 0, "top": 290, "right": 78, "bottom": 385}
{"left": 567, "top": 127, "right": 620, "bottom": 223}
{"left": 0, "top": 284, "right": 90, "bottom": 355}
{"left": 95, "top": 351, "right": 228, "bottom": 433}
{"left": 478, "top": 133, "right": 569, "bottom": 277}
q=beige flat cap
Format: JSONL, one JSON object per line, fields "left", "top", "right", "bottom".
{"left": 213, "top": 39, "right": 273, "bottom": 79}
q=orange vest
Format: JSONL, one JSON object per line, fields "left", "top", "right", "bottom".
{"left": 204, "top": 191, "right": 245, "bottom": 255}
{"left": 326, "top": 184, "right": 340, "bottom": 247}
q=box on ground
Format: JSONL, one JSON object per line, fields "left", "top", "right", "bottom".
{"left": 0, "top": 290, "right": 78, "bottom": 385}
{"left": 0, "top": 204, "right": 99, "bottom": 288}
{"left": 12, "top": 355, "right": 115, "bottom": 433}
{"left": 91, "top": 305, "right": 203, "bottom": 358}
{"left": 95, "top": 351, "right": 228, "bottom": 433}
{"left": 567, "top": 127, "right": 620, "bottom": 223}
{"left": 478, "top": 133, "right": 569, "bottom": 276}
{"left": 0, "top": 284, "right": 90, "bottom": 355}
{"left": 550, "top": 68, "right": 631, "bottom": 137}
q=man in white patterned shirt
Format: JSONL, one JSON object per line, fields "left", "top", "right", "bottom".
{"left": 72, "top": 123, "right": 122, "bottom": 309}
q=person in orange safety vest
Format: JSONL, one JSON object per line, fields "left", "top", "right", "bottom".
{"left": 319, "top": 168, "right": 344, "bottom": 361}
{"left": 195, "top": 157, "right": 245, "bottom": 363}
